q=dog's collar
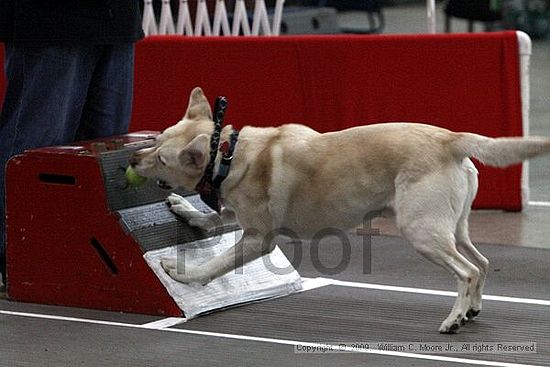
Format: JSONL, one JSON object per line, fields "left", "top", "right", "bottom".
{"left": 212, "top": 129, "right": 239, "bottom": 189}
{"left": 195, "top": 96, "right": 239, "bottom": 213}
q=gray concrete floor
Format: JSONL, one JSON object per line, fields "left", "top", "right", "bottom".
{"left": 2, "top": 235, "right": 549, "bottom": 367}
{"left": 339, "top": 3, "right": 550, "bottom": 249}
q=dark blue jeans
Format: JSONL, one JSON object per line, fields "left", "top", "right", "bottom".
{"left": 0, "top": 43, "right": 136, "bottom": 282}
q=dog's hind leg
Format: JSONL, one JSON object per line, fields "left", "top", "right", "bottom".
{"left": 454, "top": 158, "right": 489, "bottom": 321}
{"left": 396, "top": 179, "right": 480, "bottom": 333}
{"left": 455, "top": 212, "right": 489, "bottom": 321}
{"left": 401, "top": 226, "right": 480, "bottom": 333}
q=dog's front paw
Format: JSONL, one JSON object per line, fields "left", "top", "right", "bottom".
{"left": 163, "top": 262, "right": 211, "bottom": 286}
{"left": 160, "top": 257, "right": 177, "bottom": 272}
{"left": 166, "top": 193, "right": 197, "bottom": 215}
{"left": 166, "top": 194, "right": 215, "bottom": 231}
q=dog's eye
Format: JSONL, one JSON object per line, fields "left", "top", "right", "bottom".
{"left": 158, "top": 154, "right": 167, "bottom": 166}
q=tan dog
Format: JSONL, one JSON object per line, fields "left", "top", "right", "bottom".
{"left": 131, "top": 87, "right": 550, "bottom": 333}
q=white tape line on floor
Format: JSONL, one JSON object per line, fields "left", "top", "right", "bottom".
{"left": 141, "top": 317, "right": 187, "bottom": 328}
{"left": 0, "top": 309, "right": 545, "bottom": 367}
{"left": 528, "top": 201, "right": 550, "bottom": 207}
{"left": 301, "top": 277, "right": 550, "bottom": 306}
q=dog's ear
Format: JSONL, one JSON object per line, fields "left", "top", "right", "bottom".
{"left": 179, "top": 134, "right": 210, "bottom": 172}
{"left": 184, "top": 87, "right": 212, "bottom": 121}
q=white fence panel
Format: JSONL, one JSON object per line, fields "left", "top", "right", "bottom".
{"left": 142, "top": 0, "right": 286, "bottom": 37}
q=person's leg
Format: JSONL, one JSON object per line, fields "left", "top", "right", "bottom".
{"left": 75, "top": 43, "right": 135, "bottom": 141}
{"left": 0, "top": 44, "right": 100, "bottom": 283}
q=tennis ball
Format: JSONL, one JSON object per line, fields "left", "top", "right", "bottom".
{"left": 125, "top": 166, "right": 148, "bottom": 187}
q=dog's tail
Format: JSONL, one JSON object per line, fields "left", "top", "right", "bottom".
{"left": 450, "top": 133, "right": 550, "bottom": 167}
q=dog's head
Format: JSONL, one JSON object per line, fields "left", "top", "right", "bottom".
{"left": 130, "top": 87, "right": 215, "bottom": 191}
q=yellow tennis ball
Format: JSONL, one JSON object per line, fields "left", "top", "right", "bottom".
{"left": 125, "top": 166, "right": 148, "bottom": 187}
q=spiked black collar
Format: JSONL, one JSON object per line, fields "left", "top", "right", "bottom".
{"left": 195, "top": 96, "right": 239, "bottom": 213}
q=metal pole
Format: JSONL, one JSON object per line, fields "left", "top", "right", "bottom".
{"left": 427, "top": 0, "right": 436, "bottom": 34}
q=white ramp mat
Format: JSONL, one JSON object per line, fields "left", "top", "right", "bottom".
{"left": 144, "top": 231, "right": 302, "bottom": 319}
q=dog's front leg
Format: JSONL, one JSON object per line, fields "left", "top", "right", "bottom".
{"left": 162, "top": 230, "right": 271, "bottom": 285}
{"left": 166, "top": 193, "right": 236, "bottom": 231}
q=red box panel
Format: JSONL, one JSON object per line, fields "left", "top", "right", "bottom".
{"left": 6, "top": 135, "right": 182, "bottom": 316}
